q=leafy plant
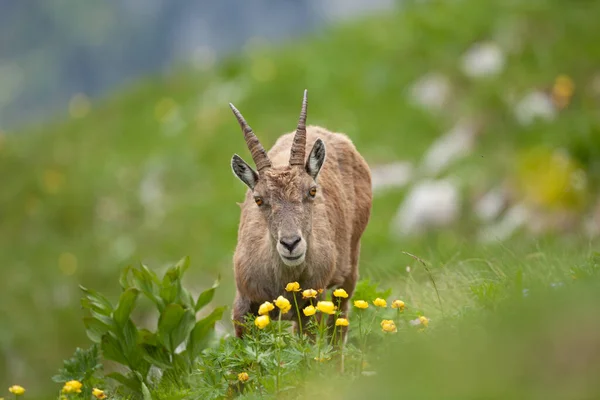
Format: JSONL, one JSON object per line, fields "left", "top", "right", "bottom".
{"left": 79, "top": 256, "right": 226, "bottom": 396}
{"left": 52, "top": 344, "right": 104, "bottom": 398}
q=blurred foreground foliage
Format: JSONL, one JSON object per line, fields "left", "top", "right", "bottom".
{"left": 1, "top": 0, "right": 600, "bottom": 398}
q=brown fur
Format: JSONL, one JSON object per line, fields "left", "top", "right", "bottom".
{"left": 231, "top": 125, "right": 372, "bottom": 340}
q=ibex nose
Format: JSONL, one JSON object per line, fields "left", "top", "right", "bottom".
{"left": 279, "top": 236, "right": 301, "bottom": 253}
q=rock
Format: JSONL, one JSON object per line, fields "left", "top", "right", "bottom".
{"left": 421, "top": 118, "right": 478, "bottom": 176}
{"left": 409, "top": 72, "right": 452, "bottom": 111}
{"left": 391, "top": 179, "right": 460, "bottom": 236}
{"left": 370, "top": 161, "right": 414, "bottom": 193}
{"left": 460, "top": 41, "right": 505, "bottom": 78}
{"left": 474, "top": 187, "right": 507, "bottom": 222}
{"left": 513, "top": 90, "right": 556, "bottom": 126}
{"left": 477, "top": 204, "right": 528, "bottom": 243}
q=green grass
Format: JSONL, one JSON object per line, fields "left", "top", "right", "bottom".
{"left": 2, "top": 0, "right": 600, "bottom": 398}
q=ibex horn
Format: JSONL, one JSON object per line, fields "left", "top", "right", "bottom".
{"left": 289, "top": 89, "right": 308, "bottom": 166}
{"left": 229, "top": 103, "right": 272, "bottom": 172}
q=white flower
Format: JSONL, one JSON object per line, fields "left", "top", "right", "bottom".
{"left": 392, "top": 179, "right": 460, "bottom": 236}
{"left": 409, "top": 73, "right": 451, "bottom": 111}
{"left": 371, "top": 162, "right": 414, "bottom": 193}
{"left": 474, "top": 187, "right": 506, "bottom": 222}
{"left": 461, "top": 41, "right": 505, "bottom": 78}
{"left": 513, "top": 91, "right": 556, "bottom": 126}
{"left": 422, "top": 119, "right": 477, "bottom": 175}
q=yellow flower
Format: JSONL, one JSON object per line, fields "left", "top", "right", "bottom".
{"left": 285, "top": 282, "right": 301, "bottom": 292}
{"left": 258, "top": 301, "right": 274, "bottom": 316}
{"left": 238, "top": 372, "right": 249, "bottom": 382}
{"left": 335, "top": 318, "right": 349, "bottom": 326}
{"left": 274, "top": 295, "right": 292, "bottom": 314}
{"left": 419, "top": 315, "right": 429, "bottom": 327}
{"left": 92, "top": 388, "right": 107, "bottom": 399}
{"left": 317, "top": 289, "right": 324, "bottom": 294}
{"left": 316, "top": 301, "right": 335, "bottom": 315}
{"left": 381, "top": 319, "right": 397, "bottom": 333}
{"left": 353, "top": 300, "right": 369, "bottom": 309}
{"left": 303, "top": 305, "right": 316, "bottom": 316}
{"left": 391, "top": 300, "right": 405, "bottom": 310}
{"left": 333, "top": 288, "right": 348, "bottom": 298}
{"left": 8, "top": 385, "right": 25, "bottom": 395}
{"left": 255, "top": 315, "right": 270, "bottom": 329}
{"left": 552, "top": 74, "right": 575, "bottom": 109}
{"left": 373, "top": 298, "right": 387, "bottom": 308}
{"left": 302, "top": 289, "right": 318, "bottom": 299}
{"left": 62, "top": 380, "right": 83, "bottom": 394}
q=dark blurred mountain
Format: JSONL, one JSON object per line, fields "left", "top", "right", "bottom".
{"left": 0, "top": 0, "right": 394, "bottom": 130}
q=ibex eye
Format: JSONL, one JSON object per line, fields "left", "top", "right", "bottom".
{"left": 309, "top": 187, "right": 317, "bottom": 197}
{"left": 254, "top": 197, "right": 263, "bottom": 206}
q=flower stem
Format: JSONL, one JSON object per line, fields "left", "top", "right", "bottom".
{"left": 317, "top": 312, "right": 325, "bottom": 361}
{"left": 276, "top": 311, "right": 282, "bottom": 394}
{"left": 292, "top": 292, "right": 303, "bottom": 337}
{"left": 330, "top": 298, "right": 342, "bottom": 348}
{"left": 358, "top": 310, "right": 364, "bottom": 374}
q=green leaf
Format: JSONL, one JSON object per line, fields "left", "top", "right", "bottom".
{"left": 180, "top": 287, "right": 195, "bottom": 309}
{"left": 141, "top": 343, "right": 172, "bottom": 370}
{"left": 89, "top": 309, "right": 114, "bottom": 328}
{"left": 101, "top": 333, "right": 128, "bottom": 365}
{"left": 159, "top": 271, "right": 179, "bottom": 305}
{"left": 119, "top": 265, "right": 133, "bottom": 290}
{"left": 52, "top": 344, "right": 102, "bottom": 383}
{"left": 171, "top": 309, "right": 196, "bottom": 352}
{"left": 80, "top": 285, "right": 114, "bottom": 315}
{"left": 141, "top": 382, "right": 153, "bottom": 400}
{"left": 131, "top": 267, "right": 155, "bottom": 295}
{"left": 106, "top": 372, "right": 141, "bottom": 392}
{"left": 113, "top": 287, "right": 140, "bottom": 328}
{"left": 137, "top": 329, "right": 173, "bottom": 369}
{"left": 189, "top": 306, "right": 226, "bottom": 359}
{"left": 122, "top": 319, "right": 139, "bottom": 359}
{"left": 83, "top": 317, "right": 110, "bottom": 343}
{"left": 175, "top": 255, "right": 191, "bottom": 277}
{"left": 158, "top": 304, "right": 188, "bottom": 353}
{"left": 195, "top": 275, "right": 221, "bottom": 312}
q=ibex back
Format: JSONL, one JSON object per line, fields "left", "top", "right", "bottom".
{"left": 229, "top": 90, "right": 372, "bottom": 340}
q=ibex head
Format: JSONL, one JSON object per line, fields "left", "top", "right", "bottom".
{"left": 229, "top": 90, "right": 326, "bottom": 267}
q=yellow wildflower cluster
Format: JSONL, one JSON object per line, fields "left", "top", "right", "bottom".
{"left": 381, "top": 319, "right": 397, "bottom": 333}
{"left": 285, "top": 282, "right": 301, "bottom": 292}
{"left": 258, "top": 301, "right": 274, "bottom": 315}
{"left": 333, "top": 288, "right": 348, "bottom": 298}
{"left": 62, "top": 380, "right": 82, "bottom": 394}
{"left": 92, "top": 388, "right": 107, "bottom": 399}
{"left": 316, "top": 301, "right": 336, "bottom": 315}
{"left": 8, "top": 385, "right": 25, "bottom": 396}
{"left": 303, "top": 305, "right": 316, "bottom": 316}
{"left": 274, "top": 296, "right": 292, "bottom": 314}
{"left": 391, "top": 300, "right": 405, "bottom": 310}
{"left": 238, "top": 372, "right": 250, "bottom": 382}
{"left": 551, "top": 74, "right": 575, "bottom": 109}
{"left": 255, "top": 315, "right": 270, "bottom": 329}
{"left": 354, "top": 300, "right": 368, "bottom": 309}
{"left": 373, "top": 298, "right": 387, "bottom": 308}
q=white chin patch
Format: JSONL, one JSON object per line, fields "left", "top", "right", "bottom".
{"left": 280, "top": 253, "right": 305, "bottom": 267}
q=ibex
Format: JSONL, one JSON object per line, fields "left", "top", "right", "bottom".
{"left": 229, "top": 90, "right": 372, "bottom": 340}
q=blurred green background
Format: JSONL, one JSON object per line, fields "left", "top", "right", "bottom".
{"left": 2, "top": 0, "right": 600, "bottom": 398}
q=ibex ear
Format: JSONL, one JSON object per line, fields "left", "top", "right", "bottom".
{"left": 231, "top": 154, "right": 259, "bottom": 189}
{"left": 305, "top": 138, "right": 326, "bottom": 180}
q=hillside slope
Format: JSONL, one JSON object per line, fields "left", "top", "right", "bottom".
{"left": 1, "top": 0, "right": 600, "bottom": 397}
